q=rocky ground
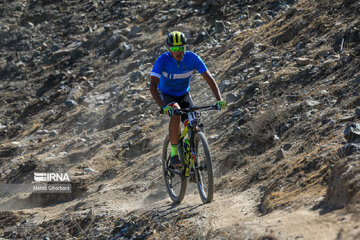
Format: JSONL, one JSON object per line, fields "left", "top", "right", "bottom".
{"left": 0, "top": 0, "right": 360, "bottom": 239}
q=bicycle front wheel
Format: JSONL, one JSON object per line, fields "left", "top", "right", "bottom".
{"left": 162, "top": 135, "right": 187, "bottom": 203}
{"left": 194, "top": 132, "right": 214, "bottom": 203}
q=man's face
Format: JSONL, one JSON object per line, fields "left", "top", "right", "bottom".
{"left": 169, "top": 45, "right": 185, "bottom": 61}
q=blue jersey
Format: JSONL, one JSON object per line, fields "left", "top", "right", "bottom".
{"left": 150, "top": 51, "right": 207, "bottom": 97}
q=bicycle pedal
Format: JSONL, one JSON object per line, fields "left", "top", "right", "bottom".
{"left": 189, "top": 173, "right": 196, "bottom": 183}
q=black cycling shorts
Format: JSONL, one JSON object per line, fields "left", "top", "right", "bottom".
{"left": 160, "top": 92, "right": 194, "bottom": 122}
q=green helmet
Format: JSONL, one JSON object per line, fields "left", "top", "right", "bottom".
{"left": 167, "top": 31, "right": 187, "bottom": 46}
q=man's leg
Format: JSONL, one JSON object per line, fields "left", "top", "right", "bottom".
{"left": 168, "top": 103, "right": 182, "bottom": 167}
{"left": 160, "top": 92, "right": 193, "bottom": 167}
{"left": 169, "top": 103, "right": 181, "bottom": 145}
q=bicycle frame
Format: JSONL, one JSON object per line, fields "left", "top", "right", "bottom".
{"left": 175, "top": 105, "right": 216, "bottom": 177}
{"left": 179, "top": 123, "right": 197, "bottom": 178}
{"left": 162, "top": 104, "right": 218, "bottom": 203}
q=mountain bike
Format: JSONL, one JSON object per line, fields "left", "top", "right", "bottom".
{"left": 162, "top": 105, "right": 218, "bottom": 204}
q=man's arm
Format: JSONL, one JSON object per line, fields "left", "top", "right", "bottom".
{"left": 150, "top": 76, "right": 165, "bottom": 108}
{"left": 202, "top": 70, "right": 223, "bottom": 101}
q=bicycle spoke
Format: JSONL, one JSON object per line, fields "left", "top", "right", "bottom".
{"left": 194, "top": 132, "right": 214, "bottom": 204}
{"left": 171, "top": 181, "right": 182, "bottom": 188}
{"left": 162, "top": 135, "right": 187, "bottom": 203}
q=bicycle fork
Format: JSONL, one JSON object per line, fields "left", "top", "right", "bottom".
{"left": 183, "top": 138, "right": 191, "bottom": 177}
{"left": 181, "top": 128, "right": 200, "bottom": 182}
{"left": 188, "top": 132, "right": 199, "bottom": 182}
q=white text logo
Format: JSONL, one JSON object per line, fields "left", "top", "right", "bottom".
{"left": 34, "top": 172, "right": 71, "bottom": 182}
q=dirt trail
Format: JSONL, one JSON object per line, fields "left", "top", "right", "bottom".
{"left": 0, "top": 112, "right": 357, "bottom": 239}
{"left": 1, "top": 149, "right": 358, "bottom": 240}
{"left": 141, "top": 188, "right": 358, "bottom": 240}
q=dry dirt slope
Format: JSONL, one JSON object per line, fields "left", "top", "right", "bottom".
{"left": 0, "top": 0, "right": 360, "bottom": 239}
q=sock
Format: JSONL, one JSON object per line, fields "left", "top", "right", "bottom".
{"left": 170, "top": 144, "right": 178, "bottom": 157}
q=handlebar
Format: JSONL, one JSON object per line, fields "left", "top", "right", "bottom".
{"left": 160, "top": 105, "right": 218, "bottom": 115}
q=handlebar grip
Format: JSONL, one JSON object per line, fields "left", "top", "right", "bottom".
{"left": 159, "top": 108, "right": 184, "bottom": 115}
{"left": 159, "top": 105, "right": 218, "bottom": 115}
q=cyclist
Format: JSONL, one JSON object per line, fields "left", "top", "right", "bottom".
{"left": 150, "top": 31, "right": 226, "bottom": 168}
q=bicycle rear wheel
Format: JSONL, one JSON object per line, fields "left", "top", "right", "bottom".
{"left": 162, "top": 135, "right": 187, "bottom": 203}
{"left": 194, "top": 132, "right": 214, "bottom": 203}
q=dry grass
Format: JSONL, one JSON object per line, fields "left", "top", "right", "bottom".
{"left": 258, "top": 137, "right": 341, "bottom": 214}
{"left": 21, "top": 121, "right": 42, "bottom": 137}
{"left": 263, "top": 184, "right": 327, "bottom": 214}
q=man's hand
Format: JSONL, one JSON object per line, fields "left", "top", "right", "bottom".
{"left": 162, "top": 105, "right": 174, "bottom": 117}
{"left": 215, "top": 100, "right": 226, "bottom": 110}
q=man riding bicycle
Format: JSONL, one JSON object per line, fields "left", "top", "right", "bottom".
{"left": 150, "top": 31, "right": 226, "bottom": 168}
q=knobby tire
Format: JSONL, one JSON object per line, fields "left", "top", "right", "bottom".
{"left": 162, "top": 135, "right": 187, "bottom": 203}
{"left": 194, "top": 132, "right": 214, "bottom": 203}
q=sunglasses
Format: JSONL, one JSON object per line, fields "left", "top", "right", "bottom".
{"left": 170, "top": 46, "right": 185, "bottom": 52}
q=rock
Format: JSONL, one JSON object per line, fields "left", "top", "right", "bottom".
{"left": 282, "top": 143, "right": 292, "bottom": 151}
{"left": 47, "top": 110, "right": 55, "bottom": 116}
{"left": 49, "top": 130, "right": 58, "bottom": 137}
{"left": 304, "top": 100, "right": 321, "bottom": 108}
{"left": 338, "top": 143, "right": 360, "bottom": 158}
{"left": 253, "top": 13, "right": 262, "bottom": 20}
{"left": 67, "top": 85, "right": 83, "bottom": 101}
{"left": 119, "top": 43, "right": 133, "bottom": 59}
{"left": 26, "top": 22, "right": 35, "bottom": 28}
{"left": 219, "top": 80, "right": 233, "bottom": 93}
{"left": 252, "top": 20, "right": 265, "bottom": 28}
{"left": 64, "top": 99, "right": 78, "bottom": 108}
{"left": 269, "top": 0, "right": 284, "bottom": 11}
{"left": 237, "top": 114, "right": 250, "bottom": 126}
{"left": 110, "top": 47, "right": 122, "bottom": 59}
{"left": 305, "top": 109, "right": 318, "bottom": 117}
{"left": 242, "top": 113, "right": 251, "bottom": 121}
{"left": 195, "top": 31, "right": 208, "bottom": 44}
{"left": 84, "top": 167, "right": 96, "bottom": 173}
{"left": 276, "top": 148, "right": 287, "bottom": 160}
{"left": 239, "top": 14, "right": 248, "bottom": 20}
{"left": 104, "top": 24, "right": 112, "bottom": 32}
{"left": 215, "top": 20, "right": 226, "bottom": 33}
{"left": 317, "top": 90, "right": 329, "bottom": 97}
{"left": 237, "top": 75, "right": 245, "bottom": 83}
{"left": 80, "top": 66, "right": 93, "bottom": 75}
{"left": 129, "top": 71, "right": 143, "bottom": 83}
{"left": 296, "top": 41, "right": 305, "bottom": 51}
{"left": 51, "top": 41, "right": 83, "bottom": 62}
{"left": 105, "top": 31, "right": 127, "bottom": 51}
{"left": 355, "top": 107, "right": 360, "bottom": 119}
{"left": 324, "top": 155, "right": 360, "bottom": 208}
{"left": 241, "top": 41, "right": 254, "bottom": 54}
{"left": 328, "top": 120, "right": 335, "bottom": 127}
{"left": 296, "top": 57, "right": 311, "bottom": 66}
{"left": 231, "top": 108, "right": 243, "bottom": 118}
{"left": 133, "top": 126, "right": 142, "bottom": 134}
{"left": 344, "top": 123, "right": 360, "bottom": 142}
{"left": 36, "top": 130, "right": 48, "bottom": 134}
{"left": 226, "top": 93, "right": 240, "bottom": 103}
{"left": 127, "top": 25, "right": 141, "bottom": 38}
{"left": 242, "top": 83, "right": 259, "bottom": 95}
{"left": 322, "top": 59, "right": 337, "bottom": 68}
{"left": 208, "top": 0, "right": 227, "bottom": 7}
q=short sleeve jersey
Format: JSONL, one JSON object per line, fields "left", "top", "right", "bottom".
{"left": 150, "top": 51, "right": 207, "bottom": 97}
